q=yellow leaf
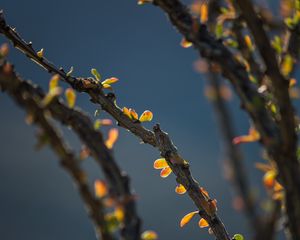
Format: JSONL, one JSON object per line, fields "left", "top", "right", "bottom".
{"left": 91, "top": 68, "right": 101, "bottom": 81}
{"left": 94, "top": 119, "right": 113, "bottom": 130}
{"left": 123, "top": 107, "right": 132, "bottom": 119}
{"left": 139, "top": 110, "right": 153, "bottom": 122}
{"left": 94, "top": 180, "right": 108, "bottom": 198}
{"left": 137, "top": 0, "right": 153, "bottom": 5}
{"left": 263, "top": 170, "right": 277, "bottom": 189}
{"left": 180, "top": 211, "right": 198, "bottom": 227}
{"left": 153, "top": 158, "right": 168, "bottom": 169}
{"left": 200, "top": 3, "right": 208, "bottom": 23}
{"left": 180, "top": 38, "right": 193, "bottom": 48}
{"left": 115, "top": 206, "right": 124, "bottom": 222}
{"left": 175, "top": 184, "right": 186, "bottom": 194}
{"left": 141, "top": 230, "right": 158, "bottom": 240}
{"left": 102, "top": 77, "right": 119, "bottom": 85}
{"left": 41, "top": 87, "right": 62, "bottom": 107}
{"left": 281, "top": 54, "right": 293, "bottom": 77}
{"left": 129, "top": 108, "right": 139, "bottom": 120}
{"left": 105, "top": 128, "right": 119, "bottom": 149}
{"left": 233, "top": 127, "right": 260, "bottom": 145}
{"left": 37, "top": 48, "right": 44, "bottom": 58}
{"left": 49, "top": 74, "right": 60, "bottom": 91}
{"left": 160, "top": 166, "right": 172, "bottom": 178}
{"left": 198, "top": 218, "right": 209, "bottom": 228}
{"left": 289, "top": 78, "right": 297, "bottom": 87}
{"left": 65, "top": 88, "right": 76, "bottom": 108}
{"left": 244, "top": 35, "right": 254, "bottom": 51}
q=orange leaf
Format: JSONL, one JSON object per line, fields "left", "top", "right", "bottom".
{"left": 115, "top": 206, "right": 124, "bottom": 222}
{"left": 200, "top": 187, "right": 210, "bottom": 199}
{"left": 105, "top": 128, "right": 119, "bottom": 149}
{"left": 141, "top": 230, "right": 158, "bottom": 240}
{"left": 263, "top": 170, "right": 277, "bottom": 189}
{"left": 65, "top": 88, "right": 76, "bottom": 108}
{"left": 129, "top": 108, "right": 139, "bottom": 120}
{"left": 139, "top": 110, "right": 153, "bottom": 122}
{"left": 198, "top": 218, "right": 209, "bottom": 228}
{"left": 200, "top": 3, "right": 208, "bottom": 23}
{"left": 233, "top": 127, "right": 260, "bottom": 145}
{"left": 123, "top": 107, "right": 132, "bottom": 119}
{"left": 160, "top": 166, "right": 172, "bottom": 178}
{"left": 175, "top": 184, "right": 187, "bottom": 194}
{"left": 102, "top": 77, "right": 119, "bottom": 85}
{"left": 180, "top": 211, "right": 198, "bottom": 227}
{"left": 94, "top": 180, "right": 108, "bottom": 198}
{"left": 180, "top": 38, "right": 193, "bottom": 48}
{"left": 153, "top": 158, "right": 168, "bottom": 169}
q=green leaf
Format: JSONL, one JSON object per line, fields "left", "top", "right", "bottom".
{"left": 233, "top": 234, "right": 244, "bottom": 240}
{"left": 91, "top": 68, "right": 101, "bottom": 81}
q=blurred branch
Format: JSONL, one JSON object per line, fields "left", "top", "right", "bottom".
{"left": 0, "top": 62, "right": 141, "bottom": 240}
{"left": 0, "top": 11, "right": 232, "bottom": 240}
{"left": 234, "top": 1, "right": 300, "bottom": 239}
{"left": 206, "top": 67, "right": 259, "bottom": 232}
{"left": 0, "top": 61, "right": 113, "bottom": 240}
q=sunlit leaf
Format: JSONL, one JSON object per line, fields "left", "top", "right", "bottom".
{"left": 233, "top": 127, "right": 260, "bottom": 145}
{"left": 200, "top": 3, "right": 208, "bottom": 23}
{"left": 244, "top": 35, "right": 254, "bottom": 51}
{"left": 49, "top": 74, "right": 60, "bottom": 91}
{"left": 94, "top": 119, "right": 113, "bottom": 129}
{"left": 137, "top": 0, "right": 153, "bottom": 5}
{"left": 141, "top": 230, "right": 158, "bottom": 240}
{"left": 66, "top": 66, "right": 74, "bottom": 77}
{"left": 153, "top": 158, "right": 168, "bottom": 169}
{"left": 65, "top": 88, "right": 76, "bottom": 108}
{"left": 114, "top": 206, "right": 124, "bottom": 222}
{"left": 198, "top": 218, "right": 209, "bottom": 228}
{"left": 94, "top": 180, "right": 108, "bottom": 198}
{"left": 129, "top": 108, "right": 139, "bottom": 120}
{"left": 123, "top": 107, "right": 132, "bottom": 119}
{"left": 289, "top": 78, "right": 297, "bottom": 87}
{"left": 180, "top": 38, "right": 193, "bottom": 48}
{"left": 41, "top": 87, "right": 62, "bottom": 107}
{"left": 102, "top": 77, "right": 119, "bottom": 85}
{"left": 233, "top": 234, "right": 244, "bottom": 240}
{"left": 281, "top": 54, "right": 293, "bottom": 77}
{"left": 175, "top": 184, "right": 187, "bottom": 194}
{"left": 105, "top": 128, "right": 119, "bottom": 149}
{"left": 160, "top": 166, "right": 172, "bottom": 178}
{"left": 139, "top": 110, "right": 153, "bottom": 122}
{"left": 37, "top": 48, "right": 44, "bottom": 58}
{"left": 263, "top": 170, "right": 277, "bottom": 189}
{"left": 180, "top": 211, "right": 198, "bottom": 227}
{"left": 91, "top": 68, "right": 101, "bottom": 81}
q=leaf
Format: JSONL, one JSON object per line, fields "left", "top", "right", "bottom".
{"left": 175, "top": 184, "right": 187, "bottom": 194}
{"left": 199, "top": 187, "right": 210, "bottom": 199}
{"left": 91, "top": 68, "right": 101, "bottom": 81}
{"left": 139, "top": 110, "right": 153, "bottom": 122}
{"left": 129, "top": 108, "right": 139, "bottom": 120}
{"left": 0, "top": 43, "right": 9, "bottom": 58}
{"left": 66, "top": 66, "right": 74, "bottom": 77}
{"left": 233, "top": 234, "right": 244, "bottom": 240}
{"left": 114, "top": 206, "right": 124, "bottom": 222}
{"left": 37, "top": 48, "right": 44, "bottom": 58}
{"left": 200, "top": 3, "right": 208, "bottom": 23}
{"left": 49, "top": 74, "right": 60, "bottom": 91}
{"left": 263, "top": 170, "right": 277, "bottom": 189}
{"left": 281, "top": 54, "right": 293, "bottom": 77}
{"left": 65, "top": 88, "right": 76, "bottom": 108}
{"left": 94, "top": 119, "right": 113, "bottom": 129}
{"left": 198, "top": 218, "right": 209, "bottom": 228}
{"left": 41, "top": 87, "right": 62, "bottom": 107}
{"left": 123, "top": 107, "right": 132, "bottom": 119}
{"left": 102, "top": 77, "right": 119, "bottom": 85}
{"left": 102, "top": 83, "right": 113, "bottom": 90}
{"left": 105, "top": 128, "right": 119, "bottom": 149}
{"left": 141, "top": 230, "right": 158, "bottom": 240}
{"left": 180, "top": 211, "right": 199, "bottom": 227}
{"left": 153, "top": 158, "right": 168, "bottom": 169}
{"left": 233, "top": 127, "right": 260, "bottom": 145}
{"left": 94, "top": 180, "right": 108, "bottom": 198}
{"left": 244, "top": 35, "right": 254, "bottom": 51}
{"left": 180, "top": 38, "right": 193, "bottom": 48}
{"left": 289, "top": 78, "right": 297, "bottom": 87}
{"left": 160, "top": 166, "right": 172, "bottom": 178}
{"left": 255, "top": 162, "right": 272, "bottom": 172}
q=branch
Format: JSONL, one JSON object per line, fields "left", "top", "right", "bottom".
{"left": 0, "top": 62, "right": 141, "bottom": 240}
{"left": 233, "top": 1, "right": 300, "bottom": 239}
{"left": 0, "top": 11, "right": 231, "bottom": 240}
{"left": 0, "top": 61, "right": 113, "bottom": 240}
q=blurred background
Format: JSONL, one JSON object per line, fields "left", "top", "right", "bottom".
{"left": 0, "top": 0, "right": 286, "bottom": 239}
